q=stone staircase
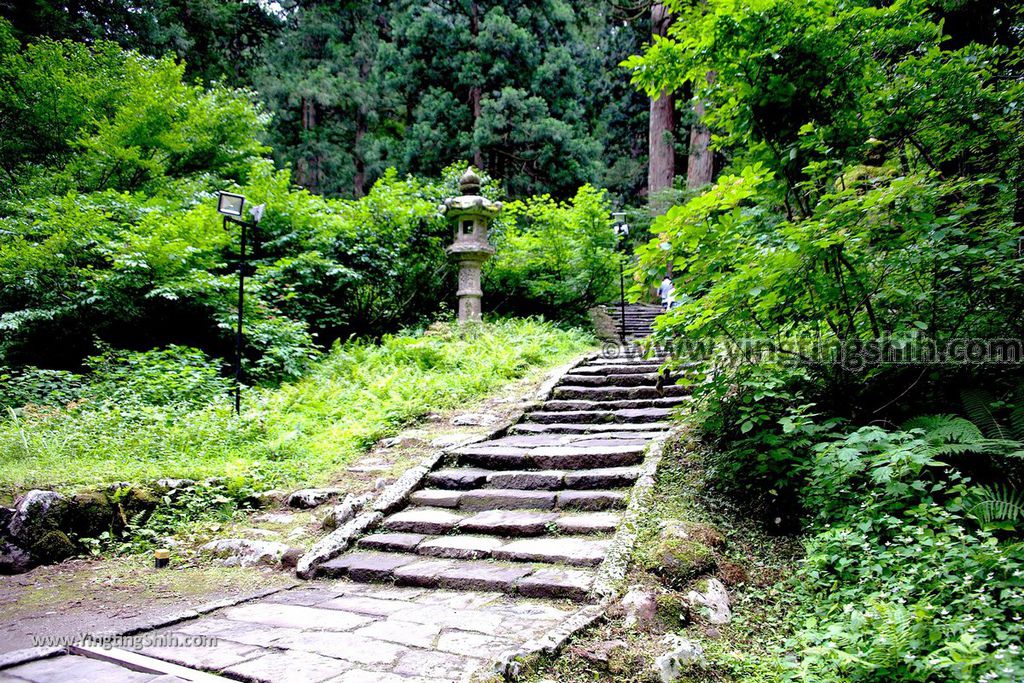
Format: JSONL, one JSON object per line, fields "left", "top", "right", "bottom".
{"left": 602, "top": 302, "right": 664, "bottom": 342}
{"left": 316, "top": 307, "right": 681, "bottom": 602}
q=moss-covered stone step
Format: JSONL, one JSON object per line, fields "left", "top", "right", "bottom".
{"left": 319, "top": 552, "right": 596, "bottom": 600}
{"left": 356, "top": 532, "right": 611, "bottom": 567}
{"left": 509, "top": 421, "right": 671, "bottom": 435}
{"left": 424, "top": 465, "right": 642, "bottom": 491}
{"left": 560, "top": 372, "right": 663, "bottom": 387}
{"left": 380, "top": 507, "right": 620, "bottom": 536}
{"left": 406, "top": 488, "right": 627, "bottom": 512}
{"left": 523, "top": 407, "right": 673, "bottom": 424}
{"left": 453, "top": 442, "right": 647, "bottom": 470}
{"left": 540, "top": 396, "right": 688, "bottom": 411}
{"left": 551, "top": 385, "right": 689, "bottom": 400}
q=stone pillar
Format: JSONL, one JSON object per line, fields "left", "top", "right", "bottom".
{"left": 443, "top": 168, "right": 501, "bottom": 323}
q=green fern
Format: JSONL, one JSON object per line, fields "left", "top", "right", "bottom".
{"left": 1008, "top": 386, "right": 1024, "bottom": 442}
{"left": 960, "top": 388, "right": 1007, "bottom": 440}
{"left": 903, "top": 414, "right": 1023, "bottom": 458}
{"left": 968, "top": 484, "right": 1024, "bottom": 529}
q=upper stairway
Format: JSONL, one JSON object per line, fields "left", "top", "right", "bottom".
{"left": 315, "top": 305, "right": 680, "bottom": 602}
{"left": 601, "top": 302, "right": 665, "bottom": 342}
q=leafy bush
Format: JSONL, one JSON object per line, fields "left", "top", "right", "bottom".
{"left": 485, "top": 184, "right": 620, "bottom": 320}
{"left": 0, "top": 367, "right": 84, "bottom": 410}
{"left": 84, "top": 345, "right": 231, "bottom": 407}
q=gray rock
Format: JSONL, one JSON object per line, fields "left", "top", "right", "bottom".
{"left": 620, "top": 586, "right": 658, "bottom": 630}
{"left": 8, "top": 490, "right": 66, "bottom": 543}
{"left": 200, "top": 539, "right": 291, "bottom": 568}
{"left": 154, "top": 478, "right": 196, "bottom": 494}
{"left": 655, "top": 635, "right": 705, "bottom": 682}
{"left": 686, "top": 577, "right": 732, "bottom": 625}
{"left": 451, "top": 412, "right": 499, "bottom": 426}
{"left": 321, "top": 493, "right": 373, "bottom": 530}
{"left": 431, "top": 434, "right": 474, "bottom": 448}
{"left": 0, "top": 506, "right": 15, "bottom": 531}
{"left": 287, "top": 488, "right": 343, "bottom": 509}
{"left": 0, "top": 541, "right": 33, "bottom": 574}
{"left": 250, "top": 489, "right": 287, "bottom": 508}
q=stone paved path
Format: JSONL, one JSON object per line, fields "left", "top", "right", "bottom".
{"left": 0, "top": 305, "right": 676, "bottom": 682}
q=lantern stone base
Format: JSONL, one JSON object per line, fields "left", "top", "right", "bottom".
{"left": 453, "top": 255, "right": 488, "bottom": 323}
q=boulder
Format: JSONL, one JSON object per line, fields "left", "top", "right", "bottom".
{"left": 0, "top": 541, "right": 33, "bottom": 574}
{"left": 686, "top": 578, "right": 732, "bottom": 625}
{"left": 619, "top": 586, "right": 658, "bottom": 630}
{"left": 321, "top": 493, "right": 373, "bottom": 530}
{"left": 287, "top": 488, "right": 343, "bottom": 509}
{"left": 31, "top": 530, "right": 76, "bottom": 563}
{"left": 654, "top": 635, "right": 705, "bottom": 682}
{"left": 8, "top": 490, "right": 67, "bottom": 544}
{"left": 0, "top": 507, "right": 14, "bottom": 531}
{"left": 642, "top": 535, "right": 716, "bottom": 587}
{"left": 200, "top": 539, "right": 291, "bottom": 568}
{"left": 154, "top": 478, "right": 196, "bottom": 495}
{"left": 67, "top": 491, "right": 115, "bottom": 538}
{"left": 451, "top": 412, "right": 499, "bottom": 427}
{"left": 250, "top": 489, "right": 287, "bottom": 508}
{"left": 577, "top": 639, "right": 629, "bottom": 672}
{"left": 659, "top": 520, "right": 725, "bottom": 549}
{"left": 280, "top": 546, "right": 304, "bottom": 569}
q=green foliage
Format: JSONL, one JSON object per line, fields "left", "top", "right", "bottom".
{"left": 485, "top": 185, "right": 620, "bottom": 319}
{"left": 0, "top": 367, "right": 84, "bottom": 410}
{"left": 84, "top": 346, "right": 231, "bottom": 408}
{"left": 0, "top": 319, "right": 593, "bottom": 496}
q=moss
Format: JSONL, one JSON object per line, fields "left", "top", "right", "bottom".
{"left": 656, "top": 592, "right": 690, "bottom": 627}
{"left": 68, "top": 490, "right": 114, "bottom": 537}
{"left": 643, "top": 537, "right": 716, "bottom": 587}
{"left": 31, "top": 530, "right": 76, "bottom": 562}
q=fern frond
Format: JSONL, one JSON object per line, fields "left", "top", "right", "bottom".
{"left": 960, "top": 388, "right": 1007, "bottom": 440}
{"left": 968, "top": 484, "right": 1024, "bottom": 529}
{"left": 1008, "top": 388, "right": 1024, "bottom": 442}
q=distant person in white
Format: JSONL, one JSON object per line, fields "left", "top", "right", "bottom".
{"left": 658, "top": 276, "right": 675, "bottom": 311}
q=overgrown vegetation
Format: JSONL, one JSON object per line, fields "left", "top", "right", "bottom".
{"left": 626, "top": 1, "right": 1024, "bottom": 681}
{"left": 0, "top": 319, "right": 593, "bottom": 497}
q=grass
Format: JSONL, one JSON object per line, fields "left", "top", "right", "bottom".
{"left": 0, "top": 318, "right": 594, "bottom": 498}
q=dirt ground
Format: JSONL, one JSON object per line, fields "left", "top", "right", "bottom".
{"left": 0, "top": 356, "right": 585, "bottom": 656}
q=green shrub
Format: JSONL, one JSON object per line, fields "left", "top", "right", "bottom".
{"left": 85, "top": 345, "right": 231, "bottom": 407}
{"left": 0, "top": 366, "right": 84, "bottom": 410}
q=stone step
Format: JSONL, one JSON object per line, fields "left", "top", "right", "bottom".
{"left": 380, "top": 507, "right": 621, "bottom": 536}
{"left": 510, "top": 421, "right": 671, "bottom": 435}
{"left": 524, "top": 408, "right": 673, "bottom": 424}
{"left": 356, "top": 532, "right": 611, "bottom": 567}
{"left": 319, "top": 552, "right": 596, "bottom": 600}
{"left": 453, "top": 442, "right": 647, "bottom": 469}
{"left": 560, "top": 372, "right": 664, "bottom": 387}
{"left": 571, "top": 363, "right": 663, "bottom": 374}
{"left": 540, "top": 397, "right": 688, "bottom": 411}
{"left": 552, "top": 385, "right": 689, "bottom": 400}
{"left": 425, "top": 465, "right": 642, "bottom": 490}
{"left": 406, "top": 487, "right": 627, "bottom": 512}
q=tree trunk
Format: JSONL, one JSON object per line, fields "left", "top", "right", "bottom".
{"left": 353, "top": 60, "right": 372, "bottom": 198}
{"left": 297, "top": 96, "right": 321, "bottom": 194}
{"left": 687, "top": 72, "right": 715, "bottom": 189}
{"left": 469, "top": 1, "right": 484, "bottom": 169}
{"left": 648, "top": 3, "right": 674, "bottom": 208}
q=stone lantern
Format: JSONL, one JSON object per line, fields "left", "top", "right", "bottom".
{"left": 443, "top": 168, "right": 501, "bottom": 323}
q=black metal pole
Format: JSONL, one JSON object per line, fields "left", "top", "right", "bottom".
{"left": 234, "top": 218, "right": 247, "bottom": 415}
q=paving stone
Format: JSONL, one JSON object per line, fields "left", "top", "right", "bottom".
{"left": 392, "top": 648, "right": 485, "bottom": 680}
{"left": 222, "top": 603, "right": 375, "bottom": 631}
{"left": 319, "top": 594, "right": 415, "bottom": 616}
{"left": 458, "top": 510, "right": 558, "bottom": 535}
{"left": 556, "top": 490, "right": 627, "bottom": 511}
{"left": 357, "top": 532, "right": 425, "bottom": 553}
{"left": 4, "top": 655, "right": 157, "bottom": 683}
{"left": 332, "top": 671, "right": 448, "bottom": 683}
{"left": 137, "top": 637, "right": 263, "bottom": 670}
{"left": 389, "top": 604, "right": 506, "bottom": 634}
{"left": 564, "top": 466, "right": 642, "bottom": 489}
{"left": 424, "top": 468, "right": 490, "bottom": 489}
{"left": 352, "top": 619, "right": 442, "bottom": 648}
{"left": 393, "top": 558, "right": 458, "bottom": 587}
{"left": 551, "top": 385, "right": 688, "bottom": 400}
{"left": 493, "top": 537, "right": 610, "bottom": 566}
{"left": 408, "top": 489, "right": 463, "bottom": 508}
{"left": 271, "top": 630, "right": 407, "bottom": 665}
{"left": 223, "top": 650, "right": 350, "bottom": 683}
{"left": 517, "top": 567, "right": 596, "bottom": 601}
{"left": 435, "top": 560, "right": 534, "bottom": 592}
{"left": 261, "top": 586, "right": 344, "bottom": 606}
{"left": 167, "top": 619, "right": 304, "bottom": 647}
{"left": 435, "top": 630, "right": 509, "bottom": 658}
{"left": 555, "top": 512, "right": 621, "bottom": 534}
{"left": 417, "top": 534, "right": 504, "bottom": 560}
{"left": 382, "top": 508, "right": 463, "bottom": 534}
{"left": 459, "top": 489, "right": 556, "bottom": 510}
{"left": 561, "top": 372, "right": 660, "bottom": 387}
{"left": 319, "top": 551, "right": 418, "bottom": 582}
{"left": 486, "top": 470, "right": 565, "bottom": 490}
{"left": 414, "top": 590, "right": 503, "bottom": 609}
{"left": 356, "top": 585, "right": 426, "bottom": 601}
